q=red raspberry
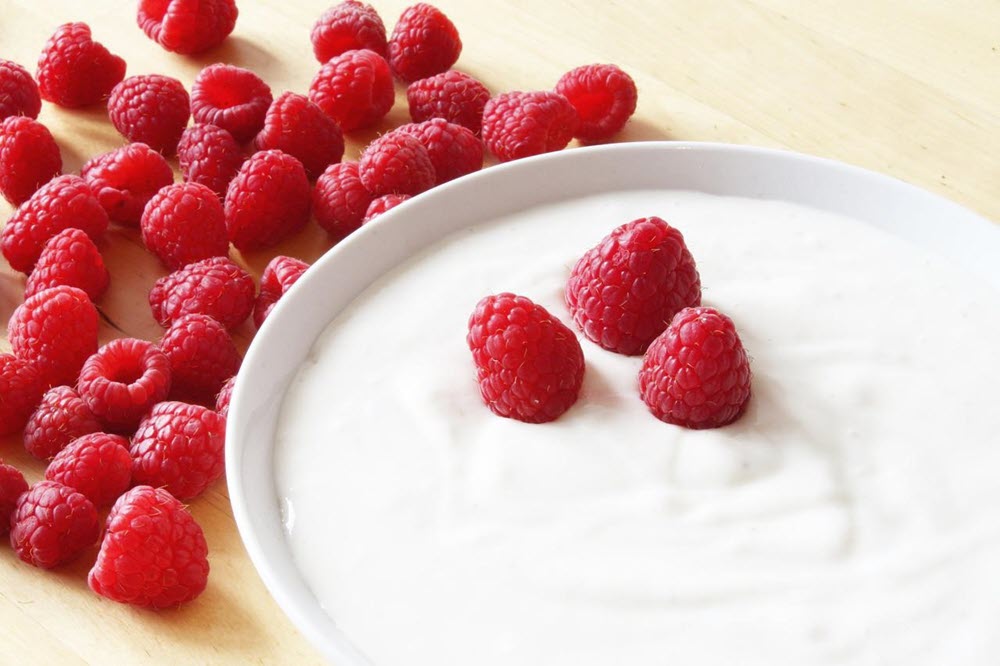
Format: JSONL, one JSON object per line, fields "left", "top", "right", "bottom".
{"left": 312, "top": 0, "right": 388, "bottom": 63}
{"left": 0, "top": 116, "right": 61, "bottom": 205}
{"left": 223, "top": 150, "right": 311, "bottom": 251}
{"left": 482, "top": 91, "right": 578, "bottom": 163}
{"left": 77, "top": 338, "right": 172, "bottom": 432}
{"left": 467, "top": 293, "right": 585, "bottom": 423}
{"left": 406, "top": 70, "right": 489, "bottom": 135}
{"left": 45, "top": 433, "right": 132, "bottom": 508}
{"left": 253, "top": 256, "right": 309, "bottom": 329}
{"left": 108, "top": 75, "right": 190, "bottom": 156}
{"left": 177, "top": 124, "right": 243, "bottom": 197}
{"left": 10, "top": 480, "right": 99, "bottom": 569}
{"left": 138, "top": 0, "right": 238, "bottom": 55}
{"left": 308, "top": 49, "right": 394, "bottom": 132}
{"left": 359, "top": 131, "right": 435, "bottom": 197}
{"left": 130, "top": 402, "right": 226, "bottom": 500}
{"left": 363, "top": 193, "right": 409, "bottom": 223}
{"left": 160, "top": 314, "right": 241, "bottom": 404}
{"left": 254, "top": 92, "right": 345, "bottom": 180}
{"left": 0, "top": 463, "right": 28, "bottom": 536}
{"left": 387, "top": 3, "right": 462, "bottom": 83}
{"left": 140, "top": 182, "right": 229, "bottom": 270}
{"left": 554, "top": 64, "right": 638, "bottom": 143}
{"left": 312, "top": 162, "right": 372, "bottom": 238}
{"left": 638, "top": 307, "right": 752, "bottom": 429}
{"left": 25, "top": 228, "right": 110, "bottom": 301}
{"left": 36, "top": 23, "right": 126, "bottom": 108}
{"left": 9, "top": 286, "right": 98, "bottom": 388}
{"left": 0, "top": 354, "right": 44, "bottom": 436}
{"left": 89, "top": 485, "right": 209, "bottom": 608}
{"left": 215, "top": 375, "right": 235, "bottom": 418}
{"left": 0, "top": 59, "right": 41, "bottom": 120}
{"left": 191, "top": 64, "right": 271, "bottom": 144}
{"left": 149, "top": 257, "right": 255, "bottom": 330}
{"left": 80, "top": 143, "right": 173, "bottom": 226}
{"left": 398, "top": 118, "right": 481, "bottom": 185}
{"left": 1, "top": 174, "right": 108, "bottom": 274}
{"left": 23, "top": 386, "right": 102, "bottom": 461}
{"left": 566, "top": 216, "right": 702, "bottom": 356}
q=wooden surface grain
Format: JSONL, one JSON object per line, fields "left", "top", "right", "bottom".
{"left": 0, "top": 0, "right": 996, "bottom": 663}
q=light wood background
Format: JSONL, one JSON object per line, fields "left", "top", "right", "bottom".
{"left": 0, "top": 0, "right": 996, "bottom": 663}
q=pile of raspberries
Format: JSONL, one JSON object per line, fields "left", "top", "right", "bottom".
{"left": 0, "top": 1, "right": 638, "bottom": 611}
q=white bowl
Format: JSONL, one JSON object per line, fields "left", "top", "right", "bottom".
{"left": 225, "top": 141, "right": 999, "bottom": 664}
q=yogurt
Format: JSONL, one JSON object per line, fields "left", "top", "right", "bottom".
{"left": 275, "top": 190, "right": 1000, "bottom": 666}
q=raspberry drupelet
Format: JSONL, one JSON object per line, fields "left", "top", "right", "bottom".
{"left": 406, "top": 70, "right": 490, "bottom": 135}
{"left": 0, "top": 463, "right": 28, "bottom": 536}
{"left": 177, "top": 124, "right": 244, "bottom": 197}
{"left": 481, "top": 91, "right": 579, "bottom": 162}
{"left": 312, "top": 162, "right": 373, "bottom": 238}
{"left": 0, "top": 354, "right": 45, "bottom": 436}
{"left": 397, "top": 118, "right": 482, "bottom": 185}
{"left": 224, "top": 150, "right": 312, "bottom": 251}
{"left": 36, "top": 23, "right": 126, "bottom": 108}
{"left": 108, "top": 75, "right": 190, "bottom": 156}
{"left": 308, "top": 49, "right": 395, "bottom": 132}
{"left": 387, "top": 3, "right": 462, "bottom": 83}
{"left": 141, "top": 182, "right": 229, "bottom": 270}
{"left": 159, "top": 314, "right": 241, "bottom": 404}
{"left": 254, "top": 92, "right": 345, "bottom": 180}
{"left": 554, "top": 64, "right": 638, "bottom": 143}
{"left": 311, "top": 0, "right": 388, "bottom": 63}
{"left": 358, "top": 130, "right": 436, "bottom": 197}
{"left": 10, "top": 480, "right": 99, "bottom": 569}
{"left": 0, "top": 116, "right": 62, "bottom": 205}
{"left": 363, "top": 193, "right": 410, "bottom": 223}
{"left": 137, "top": 0, "right": 238, "bottom": 55}
{"left": 191, "top": 64, "right": 272, "bottom": 144}
{"left": 149, "top": 257, "right": 255, "bottom": 330}
{"left": 80, "top": 142, "right": 173, "bottom": 226}
{"left": 253, "top": 256, "right": 310, "bottom": 329}
{"left": 23, "top": 386, "right": 102, "bottom": 461}
{"left": 25, "top": 228, "right": 109, "bottom": 301}
{"left": 0, "top": 59, "right": 42, "bottom": 120}
{"left": 45, "top": 433, "right": 132, "bottom": 508}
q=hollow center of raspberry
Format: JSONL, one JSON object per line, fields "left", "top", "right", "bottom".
{"left": 108, "top": 358, "right": 145, "bottom": 385}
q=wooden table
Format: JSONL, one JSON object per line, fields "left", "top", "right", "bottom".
{"left": 0, "top": 0, "right": 996, "bottom": 662}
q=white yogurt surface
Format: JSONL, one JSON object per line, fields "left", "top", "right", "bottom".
{"left": 275, "top": 190, "right": 1000, "bottom": 666}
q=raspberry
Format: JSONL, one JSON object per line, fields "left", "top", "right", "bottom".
{"left": 254, "top": 92, "right": 345, "bottom": 180}
{"left": 566, "top": 216, "right": 702, "bottom": 356}
{"left": 0, "top": 59, "right": 41, "bottom": 120}
{"left": 387, "top": 3, "right": 462, "bottom": 83}
{"left": 223, "top": 150, "right": 311, "bottom": 251}
{"left": 308, "top": 49, "right": 394, "bottom": 132}
{"left": 554, "top": 64, "right": 638, "bottom": 143}
{"left": 312, "top": 0, "right": 388, "bottom": 63}
{"left": 177, "top": 124, "right": 243, "bottom": 197}
{"left": 10, "top": 481, "right": 99, "bottom": 569}
{"left": 398, "top": 118, "right": 482, "bottom": 184}
{"left": 1, "top": 174, "right": 108, "bottom": 273}
{"left": 482, "top": 91, "right": 578, "bottom": 163}
{"left": 140, "top": 182, "right": 229, "bottom": 270}
{"left": 9, "top": 286, "right": 98, "bottom": 388}
{"left": 191, "top": 64, "right": 271, "bottom": 144}
{"left": 407, "top": 70, "right": 490, "bottom": 135}
{"left": 0, "top": 463, "right": 28, "bottom": 536}
{"left": 149, "top": 257, "right": 255, "bottom": 330}
{"left": 77, "top": 338, "right": 172, "bottom": 432}
{"left": 0, "top": 116, "right": 61, "bottom": 205}
{"left": 363, "top": 193, "right": 409, "bottom": 223}
{"left": 130, "top": 402, "right": 226, "bottom": 500}
{"left": 0, "top": 354, "right": 44, "bottom": 435}
{"left": 89, "top": 485, "right": 209, "bottom": 608}
{"left": 160, "top": 314, "right": 241, "bottom": 404}
{"left": 638, "top": 307, "right": 752, "bottom": 429}
{"left": 80, "top": 142, "right": 173, "bottom": 226}
{"left": 358, "top": 131, "right": 435, "bottom": 197}
{"left": 45, "top": 433, "right": 132, "bottom": 508}
{"left": 25, "top": 228, "right": 110, "bottom": 301}
{"left": 215, "top": 375, "right": 235, "bottom": 418}
{"left": 312, "top": 162, "right": 372, "bottom": 238}
{"left": 36, "top": 23, "right": 126, "bottom": 108}
{"left": 253, "top": 256, "right": 309, "bottom": 329}
{"left": 108, "top": 75, "right": 190, "bottom": 156}
{"left": 138, "top": 0, "right": 238, "bottom": 55}
{"left": 23, "top": 386, "right": 102, "bottom": 461}
{"left": 466, "top": 293, "right": 585, "bottom": 423}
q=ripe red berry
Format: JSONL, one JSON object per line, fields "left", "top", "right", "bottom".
{"left": 387, "top": 3, "right": 462, "bottom": 83}
{"left": 160, "top": 314, "right": 241, "bottom": 404}
{"left": 311, "top": 0, "right": 387, "bottom": 63}
{"left": 254, "top": 92, "right": 345, "bottom": 180}
{"left": 130, "top": 402, "right": 226, "bottom": 500}
{"left": 10, "top": 480, "right": 99, "bottom": 569}
{"left": 0, "top": 354, "right": 45, "bottom": 436}
{"left": 638, "top": 307, "right": 752, "bottom": 429}
{"left": 554, "top": 64, "right": 638, "bottom": 143}
{"left": 25, "top": 228, "right": 110, "bottom": 301}
{"left": 45, "top": 433, "right": 132, "bottom": 508}
{"left": 0, "top": 59, "right": 41, "bottom": 120}
{"left": 138, "top": 0, "right": 238, "bottom": 55}
{"left": 215, "top": 375, "right": 235, "bottom": 418}
{"left": 467, "top": 293, "right": 585, "bottom": 423}
{"left": 77, "top": 338, "right": 172, "bottom": 432}
{"left": 482, "top": 91, "right": 578, "bottom": 162}
{"left": 312, "top": 162, "right": 372, "bottom": 238}
{"left": 108, "top": 75, "right": 190, "bottom": 156}
{"left": 406, "top": 70, "right": 489, "bottom": 135}
{"left": 141, "top": 182, "right": 229, "bottom": 270}
{"left": 191, "top": 64, "right": 272, "bottom": 144}
{"left": 89, "top": 486, "right": 209, "bottom": 608}
{"left": 80, "top": 142, "right": 173, "bottom": 226}
{"left": 149, "top": 256, "right": 255, "bottom": 330}
{"left": 253, "top": 256, "right": 309, "bottom": 329}
{"left": 363, "top": 193, "right": 409, "bottom": 223}
{"left": 9, "top": 286, "right": 99, "bottom": 388}
{"left": 0, "top": 463, "right": 28, "bottom": 536}
{"left": 224, "top": 150, "right": 311, "bottom": 251}
{"left": 36, "top": 23, "right": 126, "bottom": 108}
{"left": 359, "top": 131, "right": 436, "bottom": 197}
{"left": 0, "top": 116, "right": 61, "bottom": 205}
{"left": 23, "top": 386, "right": 102, "bottom": 461}
{"left": 177, "top": 124, "right": 244, "bottom": 197}
{"left": 398, "top": 118, "right": 482, "bottom": 185}
{"left": 308, "top": 49, "right": 394, "bottom": 132}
